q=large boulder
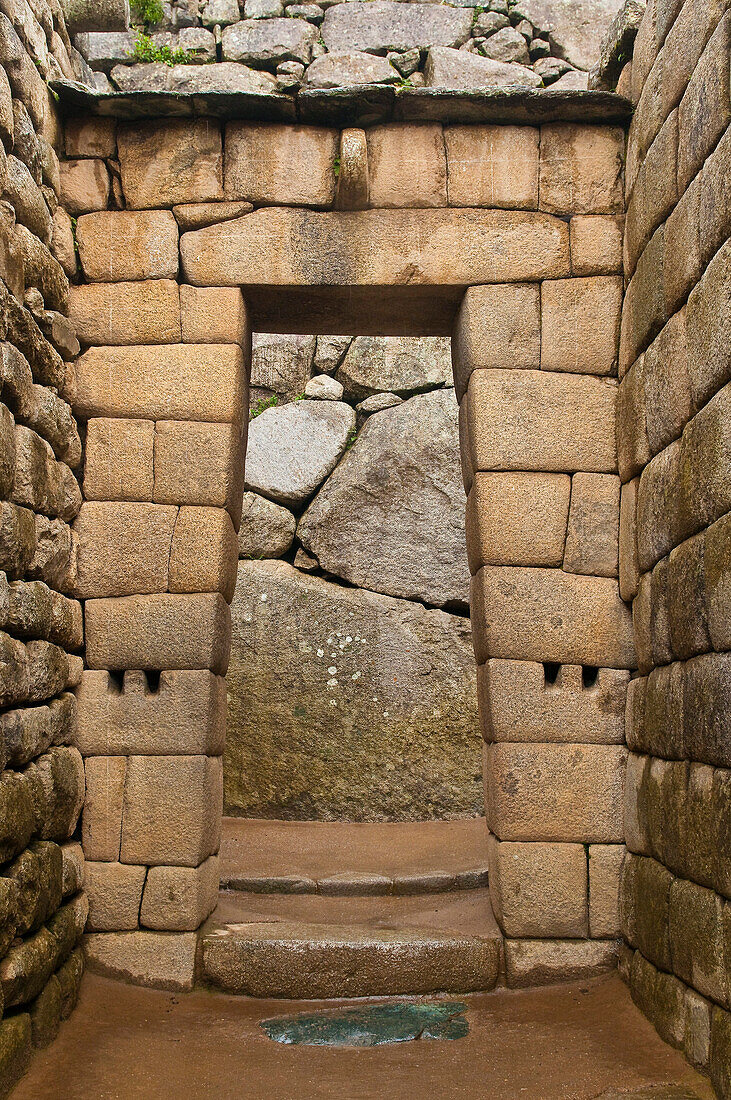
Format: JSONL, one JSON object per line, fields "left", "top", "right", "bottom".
{"left": 245, "top": 399, "right": 355, "bottom": 508}
{"left": 251, "top": 333, "right": 315, "bottom": 400}
{"left": 336, "top": 336, "right": 452, "bottom": 401}
{"left": 224, "top": 560, "right": 482, "bottom": 821}
{"left": 321, "top": 1, "right": 473, "bottom": 54}
{"left": 298, "top": 388, "right": 469, "bottom": 607}
{"left": 305, "top": 52, "right": 401, "bottom": 88}
{"left": 238, "top": 492, "right": 296, "bottom": 559}
{"left": 423, "top": 46, "right": 542, "bottom": 89}
{"left": 513, "top": 0, "right": 621, "bottom": 72}
{"left": 222, "top": 17, "right": 318, "bottom": 66}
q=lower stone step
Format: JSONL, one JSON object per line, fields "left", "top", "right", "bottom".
{"left": 199, "top": 888, "right": 502, "bottom": 998}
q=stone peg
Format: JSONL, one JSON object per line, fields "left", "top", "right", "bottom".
{"left": 60, "top": 0, "right": 130, "bottom": 34}
{"left": 334, "top": 129, "right": 369, "bottom": 212}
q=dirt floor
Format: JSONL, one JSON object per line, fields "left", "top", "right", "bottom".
{"left": 15, "top": 972, "right": 713, "bottom": 1100}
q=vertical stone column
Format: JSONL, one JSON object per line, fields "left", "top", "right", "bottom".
{"left": 67, "top": 197, "right": 250, "bottom": 989}
{"left": 452, "top": 123, "right": 635, "bottom": 988}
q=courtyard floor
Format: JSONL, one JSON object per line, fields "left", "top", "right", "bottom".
{"left": 14, "top": 972, "right": 713, "bottom": 1099}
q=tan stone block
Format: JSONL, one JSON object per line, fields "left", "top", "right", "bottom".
{"left": 458, "top": 398, "right": 472, "bottom": 494}
{"left": 451, "top": 283, "right": 540, "bottom": 401}
{"left": 224, "top": 123, "right": 337, "bottom": 207}
{"left": 478, "top": 660, "right": 628, "bottom": 745}
{"left": 616, "top": 357, "right": 652, "bottom": 482}
{"left": 589, "top": 843, "right": 624, "bottom": 937}
{"left": 663, "top": 169, "right": 702, "bottom": 318}
{"left": 69, "top": 281, "right": 181, "bottom": 346}
{"left": 75, "top": 345, "right": 246, "bottom": 424}
{"left": 504, "top": 938, "right": 618, "bottom": 988}
{"left": 699, "top": 121, "right": 731, "bottom": 270}
{"left": 465, "top": 472, "right": 570, "bottom": 572}
{"left": 626, "top": 59, "right": 664, "bottom": 198}
{"left": 180, "top": 286, "right": 248, "bottom": 345}
{"left": 541, "top": 277, "right": 622, "bottom": 376}
{"left": 643, "top": 308, "right": 692, "bottom": 458}
{"left": 485, "top": 742, "right": 626, "bottom": 842}
{"left": 658, "top": 0, "right": 726, "bottom": 121}
{"left": 488, "top": 835, "right": 588, "bottom": 937}
{"left": 74, "top": 501, "right": 178, "bottom": 598}
{"left": 83, "top": 419, "right": 154, "bottom": 503}
{"left": 75, "top": 669, "right": 226, "bottom": 757}
{"left": 51, "top": 207, "right": 77, "bottom": 279}
{"left": 169, "top": 507, "right": 238, "bottom": 601}
{"left": 569, "top": 215, "right": 624, "bottom": 275}
{"left": 686, "top": 237, "right": 731, "bottom": 413}
{"left": 140, "top": 855, "right": 219, "bottom": 932}
{"left": 677, "top": 12, "right": 731, "bottom": 194}
{"left": 76, "top": 210, "right": 179, "bottom": 283}
{"left": 58, "top": 158, "right": 110, "bottom": 217}
{"left": 64, "top": 118, "right": 116, "bottom": 159}
{"left": 623, "top": 109, "right": 678, "bottom": 279}
{"left": 118, "top": 120, "right": 223, "bottom": 209}
{"left": 472, "top": 566, "right": 635, "bottom": 668}
{"left": 81, "top": 756, "right": 126, "bottom": 862}
{"left": 366, "top": 124, "right": 446, "bottom": 209}
{"left": 619, "top": 476, "right": 640, "bottom": 602}
{"left": 464, "top": 369, "right": 617, "bottom": 475}
{"left": 563, "top": 472, "right": 620, "bottom": 577}
{"left": 85, "top": 861, "right": 146, "bottom": 932}
{"left": 121, "top": 755, "right": 222, "bottom": 867}
{"left": 180, "top": 208, "right": 571, "bottom": 288}
{"left": 153, "top": 421, "right": 245, "bottom": 527}
{"left": 539, "top": 124, "right": 624, "bottom": 215}
{"left": 84, "top": 930, "right": 197, "bottom": 992}
{"left": 172, "top": 201, "right": 253, "bottom": 231}
{"left": 619, "top": 224, "right": 667, "bottom": 376}
{"left": 445, "top": 125, "right": 539, "bottom": 209}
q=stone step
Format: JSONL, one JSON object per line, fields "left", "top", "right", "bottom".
{"left": 219, "top": 817, "right": 491, "bottom": 896}
{"left": 199, "top": 888, "right": 502, "bottom": 998}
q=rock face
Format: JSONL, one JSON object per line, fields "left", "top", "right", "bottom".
{"left": 304, "top": 52, "right": 400, "bottom": 89}
{"left": 424, "top": 46, "right": 542, "bottom": 89}
{"left": 250, "top": 333, "right": 315, "bottom": 402}
{"left": 336, "top": 336, "right": 452, "bottom": 401}
{"left": 224, "top": 561, "right": 482, "bottom": 821}
{"left": 245, "top": 400, "right": 355, "bottom": 508}
{"left": 237, "top": 492, "right": 296, "bottom": 559}
{"left": 321, "top": 2, "right": 473, "bottom": 54}
{"left": 298, "top": 389, "right": 469, "bottom": 608}
{"left": 514, "top": 0, "right": 620, "bottom": 71}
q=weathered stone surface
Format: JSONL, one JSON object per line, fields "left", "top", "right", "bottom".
{"left": 169, "top": 506, "right": 238, "bottom": 601}
{"left": 305, "top": 52, "right": 399, "bottom": 89}
{"left": 83, "top": 418, "right": 154, "bottom": 502}
{"left": 56, "top": 948, "right": 83, "bottom": 1020}
{"left": 514, "top": 0, "right": 619, "bottom": 71}
{"left": 482, "top": 26, "right": 530, "bottom": 65}
{"left": 357, "top": 392, "right": 402, "bottom": 414}
{"left": 563, "top": 472, "right": 620, "bottom": 577}
{"left": 64, "top": 117, "right": 117, "bottom": 159}
{"left": 58, "top": 157, "right": 109, "bottom": 217}
{"left": 60, "top": 842, "right": 84, "bottom": 898}
{"left": 569, "top": 214, "right": 624, "bottom": 276}
{"left": 167, "top": 62, "right": 278, "bottom": 94}
{"left": 304, "top": 375, "right": 343, "bottom": 401}
{"left": 336, "top": 336, "right": 451, "bottom": 401}
{"left": 539, "top": 123, "right": 624, "bottom": 215}
{"left": 504, "top": 938, "right": 618, "bottom": 988}
{"left": 225, "top": 123, "right": 337, "bottom": 206}
{"left": 74, "top": 501, "right": 177, "bottom": 598}
{"left": 0, "top": 771, "right": 35, "bottom": 863}
{"left": 69, "top": 280, "right": 181, "bottom": 346}
{"left": 76, "top": 669, "right": 226, "bottom": 757}
{"left": 238, "top": 491, "right": 295, "bottom": 559}
{"left": 669, "top": 877, "right": 727, "bottom": 1006}
{"left": 140, "top": 856, "right": 219, "bottom": 931}
{"left": 471, "top": 566, "right": 635, "bottom": 668}
{"left": 366, "top": 124, "right": 446, "bottom": 209}
{"left": 299, "top": 390, "right": 468, "bottom": 607}
{"left": 84, "top": 931, "right": 197, "bottom": 992}
{"left": 35, "top": 747, "right": 84, "bottom": 841}
{"left": 76, "top": 210, "right": 179, "bottom": 283}
{"left": 0, "top": 1015, "right": 31, "bottom": 1093}
{"left": 81, "top": 755, "right": 125, "bottom": 862}
{"left": 479, "top": 660, "right": 628, "bottom": 745}
{"left": 322, "top": 3, "right": 472, "bottom": 54}
{"left": 541, "top": 276, "right": 622, "bottom": 376}
{"left": 488, "top": 836, "right": 587, "bottom": 937}
{"left": 117, "top": 120, "right": 223, "bottom": 209}
{"left": 588, "top": 842, "right": 624, "bottom": 937}
{"left": 686, "top": 238, "right": 731, "bottom": 414}
{"left": 245, "top": 399, "right": 354, "bottom": 509}
{"left": 225, "top": 560, "right": 482, "bottom": 820}
{"left": 180, "top": 286, "right": 247, "bottom": 345}
{"left": 465, "top": 472, "right": 570, "bottom": 571}
{"left": 173, "top": 201, "right": 253, "bottom": 232}
{"left": 85, "top": 861, "right": 146, "bottom": 932}
{"left": 451, "top": 283, "right": 540, "bottom": 401}
{"left": 180, "top": 207, "right": 571, "bottom": 288}
{"left": 153, "top": 420, "right": 244, "bottom": 526}
{"left": 445, "top": 125, "right": 539, "bottom": 209}
{"left": 424, "top": 46, "right": 541, "bottom": 90}
{"left": 250, "top": 332, "right": 315, "bottom": 399}
{"left": 29, "top": 973, "right": 61, "bottom": 1048}
{"left": 222, "top": 17, "right": 317, "bottom": 66}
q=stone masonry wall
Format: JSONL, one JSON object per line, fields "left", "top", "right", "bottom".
{"left": 0, "top": 0, "right": 89, "bottom": 1092}
{"left": 64, "top": 114, "right": 632, "bottom": 991}
{"left": 617, "top": 1, "right": 731, "bottom": 1096}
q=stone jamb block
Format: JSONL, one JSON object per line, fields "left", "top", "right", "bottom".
{"left": 76, "top": 210, "right": 179, "bottom": 283}
{"left": 366, "top": 124, "right": 447, "bottom": 210}
{"left": 562, "top": 471, "right": 620, "bottom": 578}
{"left": 84, "top": 930, "right": 197, "bottom": 992}
{"left": 85, "top": 861, "right": 147, "bottom": 932}
{"left": 74, "top": 501, "right": 178, "bottom": 599}
{"left": 451, "top": 283, "right": 540, "bottom": 402}
{"left": 569, "top": 215, "right": 624, "bottom": 276}
{"left": 168, "top": 506, "right": 239, "bottom": 602}
{"left": 487, "top": 835, "right": 588, "bottom": 938}
{"left": 140, "top": 856, "right": 219, "bottom": 932}
{"left": 180, "top": 286, "right": 248, "bottom": 345}
{"left": 153, "top": 420, "right": 246, "bottom": 528}
{"left": 81, "top": 755, "right": 126, "bottom": 862}
{"left": 69, "top": 281, "right": 182, "bottom": 346}
{"left": 82, "top": 418, "right": 154, "bottom": 503}
{"left": 504, "top": 938, "right": 618, "bottom": 988}
{"left": 540, "top": 276, "right": 623, "bottom": 376}
{"left": 465, "top": 472, "right": 570, "bottom": 572}
{"left": 588, "top": 843, "right": 624, "bottom": 937}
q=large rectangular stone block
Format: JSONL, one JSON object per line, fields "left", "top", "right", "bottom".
{"left": 84, "top": 930, "right": 197, "bottom": 992}
{"left": 85, "top": 861, "right": 146, "bottom": 932}
{"left": 120, "top": 755, "right": 222, "bottom": 867}
{"left": 487, "top": 835, "right": 588, "bottom": 938}
{"left": 74, "top": 501, "right": 178, "bottom": 598}
{"left": 642, "top": 308, "right": 692, "bottom": 458}
{"left": 153, "top": 421, "right": 245, "bottom": 528}
{"left": 75, "top": 669, "right": 226, "bottom": 757}
{"left": 623, "top": 108, "right": 678, "bottom": 279}
{"left": 471, "top": 567, "right": 636, "bottom": 668}
{"left": 538, "top": 124, "right": 625, "bottom": 215}
{"left": 140, "top": 855, "right": 219, "bottom": 932}
{"left": 180, "top": 286, "right": 249, "bottom": 345}
{"left": 569, "top": 215, "right": 624, "bottom": 277}
{"left": 74, "top": 345, "right": 246, "bottom": 424}
{"left": 540, "top": 277, "right": 623, "bottom": 377}
{"left": 69, "top": 281, "right": 181, "bottom": 346}
{"left": 366, "top": 124, "right": 447, "bottom": 209}
{"left": 444, "top": 125, "right": 539, "bottom": 210}
{"left": 677, "top": 12, "right": 731, "bottom": 194}
{"left": 169, "top": 507, "right": 238, "bottom": 602}
{"left": 669, "top": 875, "right": 728, "bottom": 1006}
{"left": 619, "top": 477, "right": 640, "bottom": 601}
{"left": 225, "top": 123, "right": 337, "bottom": 207}
{"left": 463, "top": 369, "right": 617, "bottom": 475}
{"left": 485, "top": 742, "right": 626, "bottom": 842}
{"left": 85, "top": 593, "right": 231, "bottom": 674}
{"left": 563, "top": 472, "right": 620, "bottom": 578}
{"left": 686, "top": 238, "right": 731, "bottom": 413}
{"left": 619, "top": 224, "right": 667, "bottom": 375}
{"left": 451, "top": 283, "right": 540, "bottom": 401}
{"left": 699, "top": 122, "right": 731, "bottom": 271}
{"left": 83, "top": 418, "right": 154, "bottom": 503}
{"left": 81, "top": 755, "right": 126, "bottom": 862}
{"left": 504, "top": 938, "right": 618, "bottom": 988}
{"left": 589, "top": 843, "right": 624, "bottom": 937}
{"left": 663, "top": 171, "right": 702, "bottom": 319}
{"left": 180, "top": 208, "right": 571, "bottom": 288}
{"left": 465, "top": 472, "right": 570, "bottom": 572}
{"left": 478, "top": 659, "right": 627, "bottom": 745}
{"left": 622, "top": 852, "right": 673, "bottom": 971}
{"left": 76, "top": 211, "right": 179, "bottom": 283}
{"left": 118, "top": 120, "right": 223, "bottom": 209}
{"left": 629, "top": 949, "right": 686, "bottom": 1050}
{"left": 616, "top": 356, "right": 652, "bottom": 480}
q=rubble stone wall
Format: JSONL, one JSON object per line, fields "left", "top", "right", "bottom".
{"left": 0, "top": 0, "right": 89, "bottom": 1092}
{"left": 618, "top": 1, "right": 731, "bottom": 1095}
{"left": 64, "top": 115, "right": 631, "bottom": 993}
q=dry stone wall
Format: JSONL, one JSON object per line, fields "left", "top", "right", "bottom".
{"left": 0, "top": 0, "right": 88, "bottom": 1091}
{"left": 618, "top": 1, "right": 731, "bottom": 1094}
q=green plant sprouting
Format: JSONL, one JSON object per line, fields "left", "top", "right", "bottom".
{"left": 249, "top": 394, "right": 280, "bottom": 420}
{"left": 130, "top": 31, "right": 197, "bottom": 65}
{"left": 131, "top": 0, "right": 164, "bottom": 27}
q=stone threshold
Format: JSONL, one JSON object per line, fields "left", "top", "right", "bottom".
{"left": 51, "top": 78, "right": 632, "bottom": 127}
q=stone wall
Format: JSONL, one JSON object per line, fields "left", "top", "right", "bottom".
{"left": 618, "top": 1, "right": 731, "bottom": 1095}
{"left": 0, "top": 0, "right": 88, "bottom": 1091}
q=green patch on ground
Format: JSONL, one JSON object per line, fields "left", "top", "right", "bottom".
{"left": 261, "top": 1001, "right": 468, "bottom": 1047}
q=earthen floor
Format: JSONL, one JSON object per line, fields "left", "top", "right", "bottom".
{"left": 15, "top": 973, "right": 713, "bottom": 1100}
